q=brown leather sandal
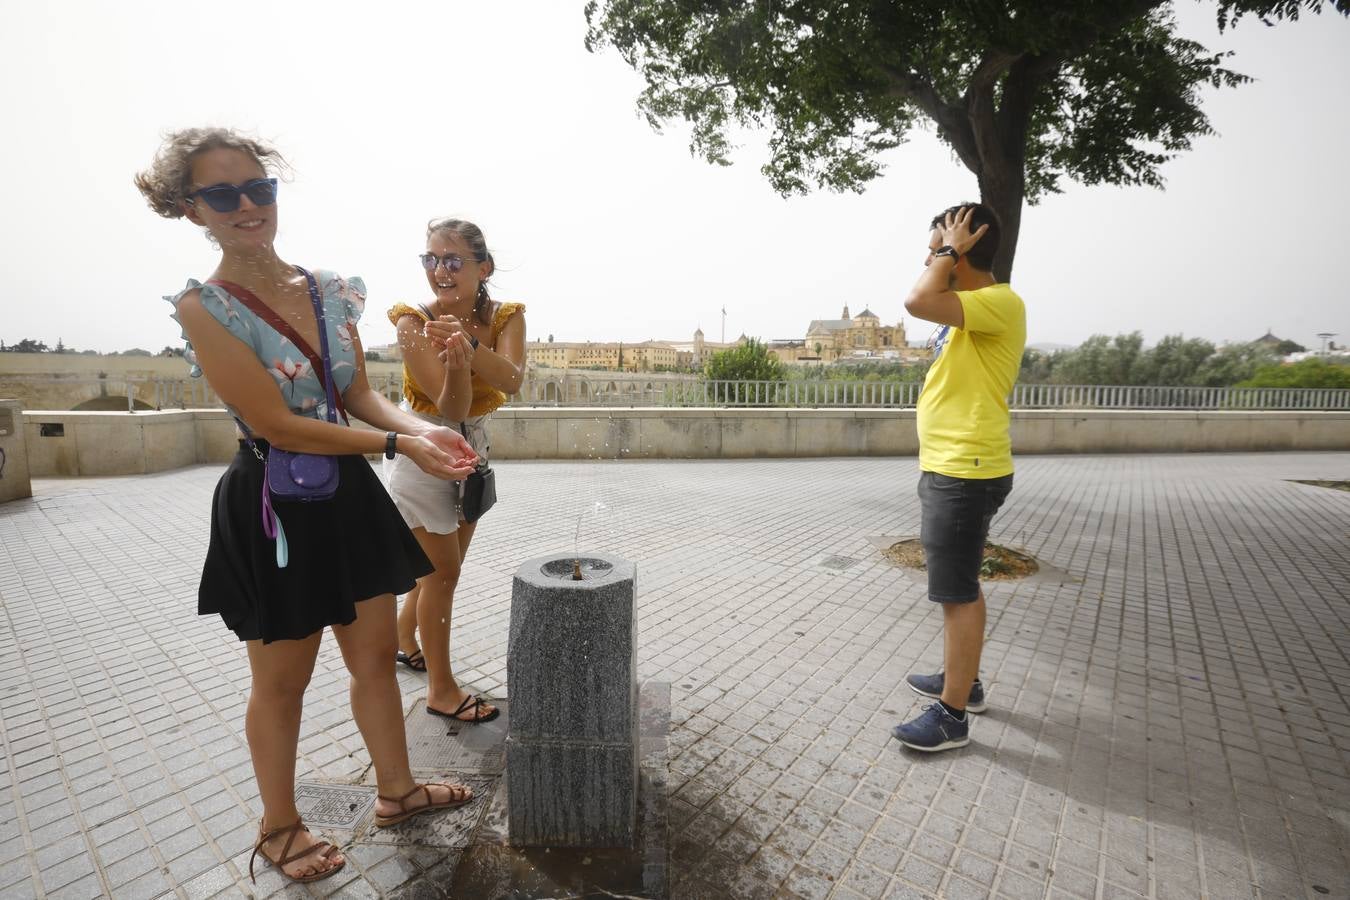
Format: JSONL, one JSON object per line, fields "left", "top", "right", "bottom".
{"left": 374, "top": 782, "right": 474, "bottom": 828}
{"left": 249, "top": 819, "right": 345, "bottom": 884}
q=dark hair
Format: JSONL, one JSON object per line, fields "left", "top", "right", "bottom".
{"left": 930, "top": 203, "right": 1001, "bottom": 273}
{"left": 426, "top": 217, "right": 495, "bottom": 325}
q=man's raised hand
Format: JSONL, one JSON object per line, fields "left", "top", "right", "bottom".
{"left": 941, "top": 206, "right": 989, "bottom": 256}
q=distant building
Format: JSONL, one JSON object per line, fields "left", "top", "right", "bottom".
{"left": 768, "top": 305, "right": 915, "bottom": 365}
{"left": 524, "top": 309, "right": 917, "bottom": 374}
{"left": 665, "top": 328, "right": 744, "bottom": 371}
{"left": 364, "top": 342, "right": 403, "bottom": 362}
{"left": 526, "top": 339, "right": 679, "bottom": 372}
{"left": 1253, "top": 330, "right": 1287, "bottom": 348}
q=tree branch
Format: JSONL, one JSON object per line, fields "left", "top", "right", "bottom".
{"left": 997, "top": 54, "right": 1061, "bottom": 162}
{"left": 964, "top": 50, "right": 1021, "bottom": 174}
{"left": 967, "top": 49, "right": 1020, "bottom": 97}
{"left": 878, "top": 64, "right": 980, "bottom": 171}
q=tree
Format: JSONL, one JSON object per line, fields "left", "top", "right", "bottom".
{"left": 1191, "top": 341, "right": 1278, "bottom": 386}
{"left": 1136, "top": 334, "right": 1216, "bottom": 384}
{"left": 1273, "top": 338, "right": 1307, "bottom": 355}
{"left": 1053, "top": 332, "right": 1148, "bottom": 385}
{"left": 1237, "top": 358, "right": 1350, "bottom": 389}
{"left": 364, "top": 350, "right": 383, "bottom": 362}
{"left": 705, "top": 338, "right": 786, "bottom": 380}
{"left": 1020, "top": 348, "right": 1057, "bottom": 383}
{"left": 585, "top": 1, "right": 1346, "bottom": 280}
{"left": 3, "top": 338, "right": 49, "bottom": 353}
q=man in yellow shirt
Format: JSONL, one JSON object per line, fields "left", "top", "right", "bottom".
{"left": 892, "top": 204, "right": 1026, "bottom": 752}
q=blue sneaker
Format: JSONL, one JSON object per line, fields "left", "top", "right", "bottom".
{"left": 892, "top": 703, "right": 970, "bottom": 752}
{"left": 906, "top": 671, "right": 987, "bottom": 714}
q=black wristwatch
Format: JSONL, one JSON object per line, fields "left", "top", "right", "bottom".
{"left": 933, "top": 245, "right": 960, "bottom": 262}
{"left": 468, "top": 335, "right": 480, "bottom": 350}
{"left": 384, "top": 432, "right": 398, "bottom": 460}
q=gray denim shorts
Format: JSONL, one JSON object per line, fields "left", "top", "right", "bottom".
{"left": 918, "top": 471, "right": 1014, "bottom": 603}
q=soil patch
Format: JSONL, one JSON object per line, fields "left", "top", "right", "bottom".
{"left": 882, "top": 539, "right": 1040, "bottom": 580}
{"left": 1290, "top": 480, "right": 1350, "bottom": 492}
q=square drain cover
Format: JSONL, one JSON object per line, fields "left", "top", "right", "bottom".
{"left": 294, "top": 783, "right": 376, "bottom": 830}
{"left": 818, "top": 554, "right": 859, "bottom": 571}
{"left": 361, "top": 774, "right": 498, "bottom": 848}
{"left": 407, "top": 699, "right": 509, "bottom": 775}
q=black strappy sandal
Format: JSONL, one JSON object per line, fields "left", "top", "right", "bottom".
{"left": 396, "top": 648, "right": 427, "bottom": 672}
{"left": 426, "top": 694, "right": 501, "bottom": 724}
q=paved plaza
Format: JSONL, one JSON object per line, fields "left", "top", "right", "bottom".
{"left": 1, "top": 452, "right": 1348, "bottom": 899}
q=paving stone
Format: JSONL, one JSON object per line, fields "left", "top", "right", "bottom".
{"left": 3, "top": 454, "right": 1350, "bottom": 896}
{"left": 895, "top": 853, "right": 945, "bottom": 893}
{"left": 45, "top": 873, "right": 105, "bottom": 900}
{"left": 178, "top": 863, "right": 238, "bottom": 899}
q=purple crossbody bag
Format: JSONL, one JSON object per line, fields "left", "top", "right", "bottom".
{"left": 209, "top": 267, "right": 345, "bottom": 567}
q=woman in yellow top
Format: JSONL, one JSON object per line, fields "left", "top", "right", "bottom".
{"left": 384, "top": 218, "right": 526, "bottom": 722}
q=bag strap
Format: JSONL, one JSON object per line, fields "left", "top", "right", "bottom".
{"left": 297, "top": 267, "right": 341, "bottom": 425}
{"left": 459, "top": 419, "right": 489, "bottom": 472}
{"left": 206, "top": 272, "right": 348, "bottom": 423}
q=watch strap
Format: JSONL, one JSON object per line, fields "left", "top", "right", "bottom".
{"left": 934, "top": 245, "right": 960, "bottom": 261}
{"left": 384, "top": 432, "right": 398, "bottom": 460}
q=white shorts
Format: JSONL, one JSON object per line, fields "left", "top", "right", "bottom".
{"left": 383, "top": 410, "right": 490, "bottom": 535}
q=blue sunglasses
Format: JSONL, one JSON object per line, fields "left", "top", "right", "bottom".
{"left": 188, "top": 178, "right": 278, "bottom": 213}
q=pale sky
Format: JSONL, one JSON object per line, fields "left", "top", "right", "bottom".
{"left": 1, "top": 1, "right": 1346, "bottom": 354}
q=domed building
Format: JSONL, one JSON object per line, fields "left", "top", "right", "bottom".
{"left": 769, "top": 305, "right": 912, "bottom": 365}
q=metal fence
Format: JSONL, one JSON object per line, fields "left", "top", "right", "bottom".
{"left": 6, "top": 374, "right": 1348, "bottom": 412}
{"left": 524, "top": 380, "right": 1350, "bottom": 411}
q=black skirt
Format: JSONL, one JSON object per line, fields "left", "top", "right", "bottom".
{"left": 199, "top": 441, "right": 434, "bottom": 643}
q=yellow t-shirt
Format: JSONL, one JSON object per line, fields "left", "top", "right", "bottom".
{"left": 916, "top": 283, "right": 1026, "bottom": 478}
{"left": 386, "top": 301, "right": 526, "bottom": 418}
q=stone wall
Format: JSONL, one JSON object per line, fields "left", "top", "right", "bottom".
{"left": 0, "top": 400, "right": 32, "bottom": 502}
{"left": 17, "top": 408, "right": 1350, "bottom": 476}
{"left": 488, "top": 408, "right": 1350, "bottom": 459}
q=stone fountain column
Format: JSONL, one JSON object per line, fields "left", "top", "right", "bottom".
{"left": 506, "top": 553, "right": 638, "bottom": 847}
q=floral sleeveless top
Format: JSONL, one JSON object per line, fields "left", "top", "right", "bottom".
{"left": 386, "top": 301, "right": 525, "bottom": 418}
{"left": 166, "top": 270, "right": 366, "bottom": 429}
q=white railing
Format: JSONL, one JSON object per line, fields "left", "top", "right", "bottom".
{"left": 515, "top": 380, "right": 1350, "bottom": 410}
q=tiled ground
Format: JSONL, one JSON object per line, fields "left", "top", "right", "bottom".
{"left": 1, "top": 452, "right": 1348, "bottom": 899}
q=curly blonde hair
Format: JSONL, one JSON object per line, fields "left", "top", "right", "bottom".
{"left": 134, "top": 127, "right": 288, "bottom": 219}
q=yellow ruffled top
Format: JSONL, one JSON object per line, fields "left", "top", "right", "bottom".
{"left": 387, "top": 301, "right": 525, "bottom": 418}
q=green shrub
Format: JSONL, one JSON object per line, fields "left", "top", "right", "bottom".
{"left": 1237, "top": 359, "right": 1350, "bottom": 389}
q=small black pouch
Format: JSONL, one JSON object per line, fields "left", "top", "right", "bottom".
{"left": 462, "top": 464, "right": 496, "bottom": 523}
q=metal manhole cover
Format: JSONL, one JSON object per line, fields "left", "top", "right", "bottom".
{"left": 406, "top": 699, "right": 509, "bottom": 775}
{"left": 294, "top": 783, "right": 376, "bottom": 830}
{"left": 818, "top": 554, "right": 859, "bottom": 571}
{"left": 361, "top": 774, "right": 498, "bottom": 848}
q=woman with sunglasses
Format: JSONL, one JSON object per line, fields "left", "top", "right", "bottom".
{"left": 137, "top": 128, "right": 481, "bottom": 885}
{"left": 384, "top": 218, "right": 526, "bottom": 724}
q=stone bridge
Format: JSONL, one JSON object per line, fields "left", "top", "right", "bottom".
{"left": 0, "top": 356, "right": 701, "bottom": 411}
